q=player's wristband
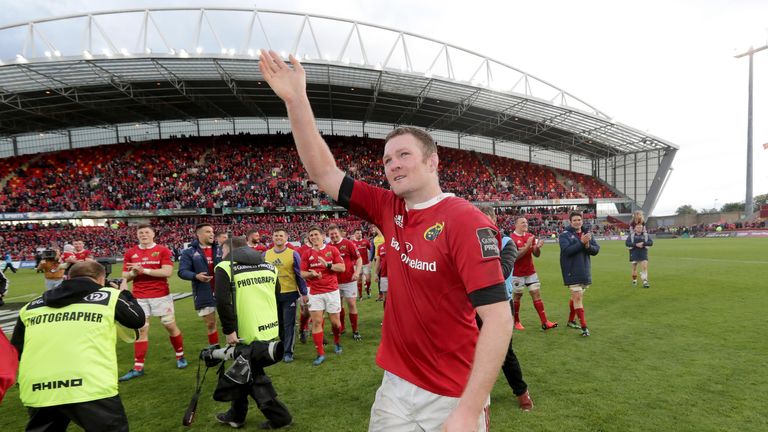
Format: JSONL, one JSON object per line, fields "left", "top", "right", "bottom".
{"left": 326, "top": 263, "right": 332, "bottom": 270}
{"left": 142, "top": 268, "right": 151, "bottom": 275}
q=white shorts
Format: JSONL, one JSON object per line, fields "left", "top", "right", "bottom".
{"left": 339, "top": 281, "right": 358, "bottom": 298}
{"left": 568, "top": 284, "right": 590, "bottom": 293}
{"left": 308, "top": 291, "right": 341, "bottom": 314}
{"left": 362, "top": 264, "right": 371, "bottom": 275}
{"left": 137, "top": 294, "right": 175, "bottom": 318}
{"left": 369, "top": 371, "right": 489, "bottom": 432}
{"left": 379, "top": 277, "right": 388, "bottom": 293}
{"left": 511, "top": 273, "right": 541, "bottom": 294}
{"left": 196, "top": 306, "right": 216, "bottom": 317}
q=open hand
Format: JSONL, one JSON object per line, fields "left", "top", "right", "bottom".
{"left": 259, "top": 50, "right": 306, "bottom": 105}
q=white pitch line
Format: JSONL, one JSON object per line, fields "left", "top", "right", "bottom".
{"left": 674, "top": 257, "right": 768, "bottom": 265}
{"left": 3, "top": 293, "right": 38, "bottom": 301}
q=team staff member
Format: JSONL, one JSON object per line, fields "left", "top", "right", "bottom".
{"left": 178, "top": 223, "right": 220, "bottom": 345}
{"left": 10, "top": 261, "right": 145, "bottom": 431}
{"left": 261, "top": 51, "right": 511, "bottom": 431}
{"left": 559, "top": 211, "right": 600, "bottom": 337}
{"left": 300, "top": 225, "right": 345, "bottom": 366}
{"left": 327, "top": 224, "right": 362, "bottom": 339}
{"left": 120, "top": 224, "right": 186, "bottom": 381}
{"left": 36, "top": 250, "right": 65, "bottom": 291}
{"left": 214, "top": 237, "right": 293, "bottom": 430}
{"left": 265, "top": 227, "right": 308, "bottom": 363}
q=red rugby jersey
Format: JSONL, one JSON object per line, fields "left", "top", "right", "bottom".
{"left": 347, "top": 180, "right": 504, "bottom": 397}
{"left": 300, "top": 244, "right": 343, "bottom": 294}
{"left": 123, "top": 244, "right": 173, "bottom": 299}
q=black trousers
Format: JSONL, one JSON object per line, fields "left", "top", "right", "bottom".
{"left": 476, "top": 300, "right": 528, "bottom": 397}
{"left": 3, "top": 262, "right": 17, "bottom": 273}
{"left": 228, "top": 366, "right": 292, "bottom": 428}
{"left": 26, "top": 395, "right": 129, "bottom": 432}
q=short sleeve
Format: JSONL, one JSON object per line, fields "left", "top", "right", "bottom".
{"left": 447, "top": 206, "right": 504, "bottom": 294}
{"left": 122, "top": 251, "right": 131, "bottom": 272}
{"left": 347, "top": 241, "right": 360, "bottom": 260}
{"left": 347, "top": 180, "right": 392, "bottom": 230}
{"left": 161, "top": 248, "right": 173, "bottom": 266}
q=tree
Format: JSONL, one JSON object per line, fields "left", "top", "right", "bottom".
{"left": 676, "top": 205, "right": 698, "bottom": 215}
{"left": 755, "top": 193, "right": 767, "bottom": 207}
{"left": 720, "top": 202, "right": 744, "bottom": 212}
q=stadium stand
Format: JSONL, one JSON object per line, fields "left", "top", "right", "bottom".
{"left": 1, "top": 135, "right": 625, "bottom": 259}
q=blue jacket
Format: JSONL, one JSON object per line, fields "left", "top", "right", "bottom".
{"left": 559, "top": 226, "right": 600, "bottom": 285}
{"left": 626, "top": 231, "right": 653, "bottom": 262}
{"left": 178, "top": 240, "right": 220, "bottom": 309}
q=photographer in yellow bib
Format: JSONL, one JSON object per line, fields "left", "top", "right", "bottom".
{"left": 10, "top": 261, "right": 145, "bottom": 431}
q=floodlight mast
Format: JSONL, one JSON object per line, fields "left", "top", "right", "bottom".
{"left": 735, "top": 44, "right": 768, "bottom": 217}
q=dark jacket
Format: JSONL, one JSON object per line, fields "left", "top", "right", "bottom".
{"left": 178, "top": 240, "right": 219, "bottom": 310}
{"left": 10, "top": 278, "right": 145, "bottom": 358}
{"left": 215, "top": 247, "right": 281, "bottom": 336}
{"left": 559, "top": 225, "right": 600, "bottom": 286}
{"left": 626, "top": 231, "right": 653, "bottom": 262}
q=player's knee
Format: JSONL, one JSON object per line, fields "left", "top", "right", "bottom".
{"left": 528, "top": 283, "right": 541, "bottom": 292}
{"left": 160, "top": 313, "right": 176, "bottom": 325}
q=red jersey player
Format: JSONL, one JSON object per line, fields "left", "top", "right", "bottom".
{"left": 260, "top": 49, "right": 512, "bottom": 432}
{"left": 119, "top": 224, "right": 186, "bottom": 381}
{"left": 510, "top": 217, "right": 557, "bottom": 331}
{"left": 351, "top": 228, "right": 373, "bottom": 299}
{"left": 246, "top": 229, "right": 268, "bottom": 254}
{"left": 374, "top": 242, "right": 388, "bottom": 304}
{"left": 328, "top": 225, "right": 362, "bottom": 340}
{"left": 300, "top": 226, "right": 345, "bottom": 366}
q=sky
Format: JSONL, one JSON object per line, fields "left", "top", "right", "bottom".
{"left": 2, "top": 0, "right": 768, "bottom": 216}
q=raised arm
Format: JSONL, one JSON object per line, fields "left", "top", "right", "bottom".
{"left": 259, "top": 50, "right": 345, "bottom": 199}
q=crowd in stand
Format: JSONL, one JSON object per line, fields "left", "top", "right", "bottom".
{"left": 0, "top": 134, "right": 629, "bottom": 260}
{"left": 0, "top": 214, "right": 373, "bottom": 260}
{"left": 0, "top": 134, "right": 617, "bottom": 213}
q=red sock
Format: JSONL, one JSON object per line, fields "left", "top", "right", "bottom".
{"left": 533, "top": 299, "right": 549, "bottom": 324}
{"left": 134, "top": 340, "right": 148, "bottom": 371}
{"left": 575, "top": 308, "right": 587, "bottom": 328}
{"left": 300, "top": 314, "right": 309, "bottom": 332}
{"left": 207, "top": 331, "right": 219, "bottom": 345}
{"left": 312, "top": 332, "right": 325, "bottom": 356}
{"left": 339, "top": 308, "right": 346, "bottom": 331}
{"left": 632, "top": 273, "right": 638, "bottom": 281}
{"left": 358, "top": 283, "right": 363, "bottom": 298}
{"left": 513, "top": 299, "right": 521, "bottom": 323}
{"left": 332, "top": 324, "right": 341, "bottom": 345}
{"left": 170, "top": 333, "right": 184, "bottom": 359}
{"left": 568, "top": 300, "right": 576, "bottom": 322}
{"left": 350, "top": 313, "right": 358, "bottom": 332}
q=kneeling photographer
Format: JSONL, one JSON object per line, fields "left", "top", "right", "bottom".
{"left": 213, "top": 236, "right": 292, "bottom": 429}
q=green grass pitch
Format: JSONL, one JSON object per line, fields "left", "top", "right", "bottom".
{"left": 1, "top": 237, "right": 766, "bottom": 431}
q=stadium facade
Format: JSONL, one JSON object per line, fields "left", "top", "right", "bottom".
{"left": 0, "top": 8, "right": 677, "bottom": 216}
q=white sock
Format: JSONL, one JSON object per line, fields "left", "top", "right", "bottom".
{"left": 640, "top": 272, "right": 647, "bottom": 281}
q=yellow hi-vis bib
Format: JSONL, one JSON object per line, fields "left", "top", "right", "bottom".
{"left": 265, "top": 248, "right": 298, "bottom": 294}
{"left": 18, "top": 287, "right": 120, "bottom": 407}
{"left": 216, "top": 261, "right": 279, "bottom": 342}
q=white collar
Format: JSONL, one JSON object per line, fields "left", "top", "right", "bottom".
{"left": 410, "top": 193, "right": 455, "bottom": 211}
{"left": 139, "top": 243, "right": 156, "bottom": 250}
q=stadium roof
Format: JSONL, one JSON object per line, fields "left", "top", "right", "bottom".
{"left": 0, "top": 7, "right": 677, "bottom": 161}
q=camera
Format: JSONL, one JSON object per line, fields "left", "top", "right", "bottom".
{"left": 108, "top": 278, "right": 124, "bottom": 288}
{"left": 97, "top": 257, "right": 117, "bottom": 278}
{"left": 199, "top": 340, "right": 283, "bottom": 369}
{"left": 41, "top": 249, "right": 57, "bottom": 260}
